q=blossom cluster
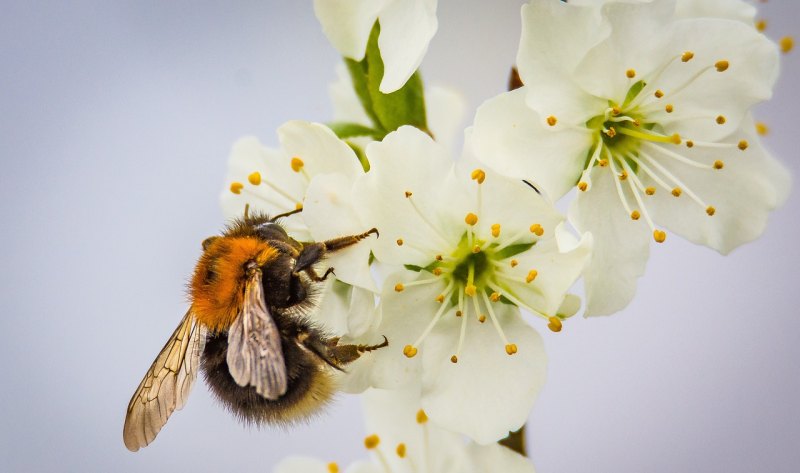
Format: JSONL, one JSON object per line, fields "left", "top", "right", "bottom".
{"left": 221, "top": 0, "right": 790, "bottom": 469}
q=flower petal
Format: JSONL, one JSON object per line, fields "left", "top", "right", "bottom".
{"left": 330, "top": 63, "right": 372, "bottom": 124}
{"left": 278, "top": 120, "right": 363, "bottom": 179}
{"left": 466, "top": 443, "right": 537, "bottom": 473}
{"left": 469, "top": 88, "right": 593, "bottom": 201}
{"left": 313, "top": 0, "right": 390, "bottom": 60}
{"left": 426, "top": 85, "right": 467, "bottom": 154}
{"left": 420, "top": 303, "right": 547, "bottom": 444}
{"left": 675, "top": 0, "right": 756, "bottom": 23}
{"left": 376, "top": 0, "right": 438, "bottom": 93}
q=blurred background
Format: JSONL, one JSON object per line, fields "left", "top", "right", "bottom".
{"left": 0, "top": 1, "right": 797, "bottom": 471}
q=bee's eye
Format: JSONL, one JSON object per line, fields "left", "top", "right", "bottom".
{"left": 202, "top": 236, "right": 219, "bottom": 251}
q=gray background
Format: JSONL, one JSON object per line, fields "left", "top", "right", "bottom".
{"left": 1, "top": 1, "right": 797, "bottom": 472}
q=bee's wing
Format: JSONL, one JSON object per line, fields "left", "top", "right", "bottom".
{"left": 123, "top": 310, "right": 207, "bottom": 452}
{"left": 226, "top": 269, "right": 288, "bottom": 400}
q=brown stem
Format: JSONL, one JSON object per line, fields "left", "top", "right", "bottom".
{"left": 499, "top": 425, "right": 527, "bottom": 457}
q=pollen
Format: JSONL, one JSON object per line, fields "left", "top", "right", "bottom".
{"left": 295, "top": 202, "right": 303, "bottom": 210}
{"left": 548, "top": 316, "right": 563, "bottom": 333}
{"left": 435, "top": 254, "right": 443, "bottom": 261}
{"left": 405, "top": 191, "right": 413, "bottom": 198}
{"left": 738, "top": 140, "right": 749, "bottom": 151}
{"left": 290, "top": 157, "right": 304, "bottom": 172}
{"left": 491, "top": 223, "right": 501, "bottom": 238}
{"left": 599, "top": 159, "right": 609, "bottom": 167}
{"left": 465, "top": 212, "right": 478, "bottom": 226}
{"left": 471, "top": 168, "right": 486, "bottom": 184}
{"left": 247, "top": 171, "right": 261, "bottom": 185}
{"left": 665, "top": 104, "right": 674, "bottom": 113}
{"left": 715, "top": 60, "right": 729, "bottom": 72}
{"left": 455, "top": 310, "right": 463, "bottom": 317}
{"left": 605, "top": 127, "right": 617, "bottom": 138}
{"left": 611, "top": 107, "right": 621, "bottom": 116}
{"left": 756, "top": 19, "right": 766, "bottom": 32}
{"left": 510, "top": 259, "right": 518, "bottom": 268}
{"left": 416, "top": 409, "right": 428, "bottom": 424}
{"left": 396, "top": 443, "right": 407, "bottom": 458}
{"left": 645, "top": 187, "right": 656, "bottom": 195}
{"left": 756, "top": 122, "right": 769, "bottom": 135}
{"left": 229, "top": 182, "right": 244, "bottom": 194}
{"left": 716, "top": 115, "right": 727, "bottom": 125}
{"left": 490, "top": 292, "right": 501, "bottom": 302}
{"left": 630, "top": 210, "right": 641, "bottom": 221}
{"left": 364, "top": 435, "right": 380, "bottom": 450}
{"left": 653, "top": 230, "right": 667, "bottom": 243}
{"left": 672, "top": 187, "right": 682, "bottom": 197}
{"left": 435, "top": 294, "right": 445, "bottom": 303}
{"left": 505, "top": 343, "right": 518, "bottom": 355}
{"left": 403, "top": 345, "right": 418, "bottom": 358}
{"left": 655, "top": 89, "right": 664, "bottom": 99}
{"left": 394, "top": 283, "right": 405, "bottom": 292}
{"left": 686, "top": 140, "right": 694, "bottom": 148}
{"left": 465, "top": 284, "right": 477, "bottom": 296}
{"left": 396, "top": 238, "right": 404, "bottom": 246}
{"left": 578, "top": 181, "right": 588, "bottom": 192}
{"left": 526, "top": 270, "right": 538, "bottom": 283}
{"left": 713, "top": 160, "right": 724, "bottom": 170}
{"left": 706, "top": 206, "right": 716, "bottom": 216}
{"left": 450, "top": 355, "right": 458, "bottom": 364}
{"left": 327, "top": 462, "right": 339, "bottom": 473}
{"left": 479, "top": 315, "right": 486, "bottom": 323}
{"left": 780, "top": 36, "right": 794, "bottom": 54}
{"left": 681, "top": 51, "right": 695, "bottom": 62}
{"left": 670, "top": 134, "right": 682, "bottom": 145}
{"left": 433, "top": 267, "right": 443, "bottom": 276}
{"left": 472, "top": 245, "right": 482, "bottom": 253}
{"left": 626, "top": 69, "right": 636, "bottom": 78}
{"left": 529, "top": 223, "right": 544, "bottom": 236}
{"left": 546, "top": 115, "right": 558, "bottom": 126}
{"left": 619, "top": 170, "right": 628, "bottom": 181}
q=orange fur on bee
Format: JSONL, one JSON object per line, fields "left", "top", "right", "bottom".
{"left": 190, "top": 236, "right": 277, "bottom": 333}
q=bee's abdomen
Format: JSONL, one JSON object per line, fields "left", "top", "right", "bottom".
{"left": 200, "top": 331, "right": 335, "bottom": 425}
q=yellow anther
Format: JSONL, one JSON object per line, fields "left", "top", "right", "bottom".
{"left": 655, "top": 89, "right": 664, "bottom": 99}
{"left": 465, "top": 284, "right": 477, "bottom": 296}
{"left": 394, "top": 283, "right": 405, "bottom": 292}
{"left": 403, "top": 345, "right": 418, "bottom": 358}
{"left": 780, "top": 36, "right": 794, "bottom": 54}
{"left": 435, "top": 294, "right": 445, "bottom": 303}
{"left": 681, "top": 51, "right": 695, "bottom": 62}
{"left": 435, "top": 254, "right": 443, "bottom": 261}
{"left": 578, "top": 181, "right": 588, "bottom": 192}
{"left": 611, "top": 107, "right": 621, "bottom": 116}
{"left": 327, "top": 462, "right": 339, "bottom": 473}
{"left": 630, "top": 210, "right": 641, "bottom": 221}
{"left": 653, "top": 230, "right": 667, "bottom": 243}
{"left": 247, "top": 171, "right": 262, "bottom": 185}
{"left": 490, "top": 292, "right": 501, "bottom": 302}
{"left": 465, "top": 213, "right": 478, "bottom": 226}
{"left": 713, "top": 160, "right": 724, "bottom": 170}
{"left": 626, "top": 69, "right": 636, "bottom": 78}
{"left": 396, "top": 238, "right": 404, "bottom": 246}
{"left": 471, "top": 168, "right": 486, "bottom": 184}
{"left": 738, "top": 140, "right": 749, "bottom": 151}
{"left": 505, "top": 343, "right": 518, "bottom": 355}
{"left": 672, "top": 187, "right": 682, "bottom": 197}
{"left": 706, "top": 206, "right": 716, "bottom": 216}
{"left": 605, "top": 127, "right": 617, "bottom": 138}
{"left": 405, "top": 191, "right": 413, "bottom": 198}
{"left": 670, "top": 133, "right": 682, "bottom": 145}
{"left": 619, "top": 170, "right": 628, "bottom": 181}
{"left": 546, "top": 115, "right": 558, "bottom": 127}
{"left": 510, "top": 259, "right": 518, "bottom": 268}
{"left": 665, "top": 104, "right": 674, "bottom": 113}
{"left": 548, "top": 316, "right": 563, "bottom": 333}
{"left": 645, "top": 187, "right": 656, "bottom": 196}
{"left": 229, "top": 182, "right": 244, "bottom": 194}
{"left": 530, "top": 223, "right": 544, "bottom": 236}
{"left": 715, "top": 60, "right": 729, "bottom": 72}
{"left": 599, "top": 159, "right": 609, "bottom": 167}
{"left": 756, "top": 19, "right": 767, "bottom": 32}
{"left": 479, "top": 315, "right": 486, "bottom": 323}
{"left": 450, "top": 355, "right": 458, "bottom": 364}
{"left": 716, "top": 115, "right": 727, "bottom": 125}
{"left": 686, "top": 140, "right": 694, "bottom": 148}
{"left": 416, "top": 409, "right": 428, "bottom": 424}
{"left": 433, "top": 267, "right": 443, "bottom": 276}
{"left": 491, "top": 223, "right": 501, "bottom": 238}
{"left": 455, "top": 310, "right": 463, "bottom": 317}
{"left": 396, "top": 443, "right": 407, "bottom": 458}
{"left": 290, "top": 157, "right": 304, "bottom": 172}
{"left": 526, "top": 270, "right": 538, "bottom": 283}
{"left": 472, "top": 244, "right": 482, "bottom": 253}
{"left": 756, "top": 122, "right": 769, "bottom": 136}
{"left": 364, "top": 435, "right": 381, "bottom": 450}
{"left": 295, "top": 202, "right": 303, "bottom": 210}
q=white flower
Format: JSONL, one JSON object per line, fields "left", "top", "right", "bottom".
{"left": 274, "top": 387, "right": 537, "bottom": 473}
{"left": 471, "top": 0, "right": 790, "bottom": 315}
{"left": 221, "top": 120, "right": 377, "bottom": 336}
{"left": 312, "top": 126, "right": 591, "bottom": 442}
{"left": 314, "top": 0, "right": 438, "bottom": 93}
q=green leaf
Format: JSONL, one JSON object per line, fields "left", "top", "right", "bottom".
{"left": 345, "top": 140, "right": 370, "bottom": 172}
{"left": 328, "top": 122, "right": 384, "bottom": 140}
{"left": 494, "top": 242, "right": 536, "bottom": 260}
{"left": 345, "top": 57, "right": 384, "bottom": 131}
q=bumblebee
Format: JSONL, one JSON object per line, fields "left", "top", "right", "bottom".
{"left": 123, "top": 209, "right": 386, "bottom": 451}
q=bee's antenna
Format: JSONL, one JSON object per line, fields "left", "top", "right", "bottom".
{"left": 270, "top": 206, "right": 304, "bottom": 222}
{"left": 244, "top": 203, "right": 250, "bottom": 221}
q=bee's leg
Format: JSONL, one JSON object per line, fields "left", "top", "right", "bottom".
{"left": 319, "top": 228, "right": 379, "bottom": 253}
{"left": 293, "top": 228, "right": 378, "bottom": 275}
{"left": 302, "top": 266, "right": 335, "bottom": 282}
{"left": 298, "top": 331, "right": 388, "bottom": 370}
